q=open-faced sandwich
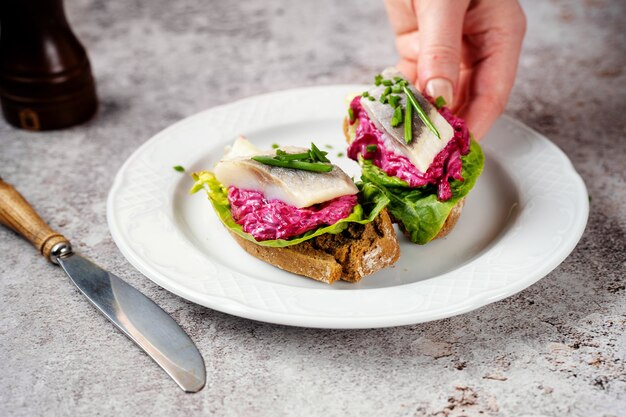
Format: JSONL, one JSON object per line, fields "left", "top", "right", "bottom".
{"left": 344, "top": 68, "right": 484, "bottom": 244}
{"left": 190, "top": 136, "right": 400, "bottom": 284}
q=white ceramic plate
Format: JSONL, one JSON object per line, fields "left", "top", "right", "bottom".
{"left": 107, "top": 85, "right": 588, "bottom": 329}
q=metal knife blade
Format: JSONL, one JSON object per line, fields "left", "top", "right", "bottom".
{"left": 0, "top": 178, "right": 206, "bottom": 393}
{"left": 57, "top": 253, "right": 206, "bottom": 393}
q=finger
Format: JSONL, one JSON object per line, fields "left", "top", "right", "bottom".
{"left": 458, "top": 52, "right": 515, "bottom": 140}
{"left": 395, "top": 31, "right": 420, "bottom": 62}
{"left": 453, "top": 66, "right": 472, "bottom": 113}
{"left": 396, "top": 58, "right": 418, "bottom": 84}
{"left": 416, "top": 0, "right": 470, "bottom": 106}
{"left": 384, "top": 0, "right": 417, "bottom": 35}
{"left": 458, "top": 90, "right": 503, "bottom": 140}
{"left": 445, "top": 37, "right": 474, "bottom": 113}
{"left": 458, "top": 37, "right": 524, "bottom": 140}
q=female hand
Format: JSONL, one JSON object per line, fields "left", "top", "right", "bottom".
{"left": 384, "top": 0, "right": 526, "bottom": 140}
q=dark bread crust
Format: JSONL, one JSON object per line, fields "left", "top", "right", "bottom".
{"left": 343, "top": 116, "right": 464, "bottom": 242}
{"left": 229, "top": 208, "right": 400, "bottom": 284}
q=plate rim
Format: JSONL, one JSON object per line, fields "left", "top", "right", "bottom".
{"left": 107, "top": 85, "right": 589, "bottom": 329}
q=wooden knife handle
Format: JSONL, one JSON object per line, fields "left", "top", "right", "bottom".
{"left": 0, "top": 178, "right": 70, "bottom": 262}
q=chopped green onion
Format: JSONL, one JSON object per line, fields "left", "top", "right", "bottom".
{"left": 173, "top": 165, "right": 185, "bottom": 172}
{"left": 348, "top": 107, "right": 356, "bottom": 123}
{"left": 251, "top": 142, "right": 335, "bottom": 173}
{"left": 325, "top": 144, "right": 333, "bottom": 149}
{"left": 337, "top": 152, "right": 344, "bottom": 157}
{"left": 391, "top": 84, "right": 402, "bottom": 94}
{"left": 389, "top": 95, "right": 401, "bottom": 108}
{"left": 403, "top": 85, "right": 440, "bottom": 139}
{"left": 374, "top": 74, "right": 383, "bottom": 86}
{"left": 379, "top": 86, "right": 393, "bottom": 105}
{"left": 276, "top": 151, "right": 311, "bottom": 161}
{"left": 404, "top": 101, "right": 413, "bottom": 144}
{"left": 271, "top": 143, "right": 280, "bottom": 149}
{"left": 310, "top": 142, "right": 330, "bottom": 163}
{"left": 252, "top": 156, "right": 332, "bottom": 173}
{"left": 362, "top": 91, "right": 369, "bottom": 98}
{"left": 390, "top": 106, "right": 403, "bottom": 127}
{"left": 382, "top": 79, "right": 393, "bottom": 86}
{"left": 434, "top": 96, "right": 447, "bottom": 109}
{"left": 366, "top": 144, "right": 378, "bottom": 153}
{"left": 393, "top": 76, "right": 403, "bottom": 83}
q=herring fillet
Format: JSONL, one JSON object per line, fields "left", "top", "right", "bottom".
{"left": 214, "top": 137, "right": 358, "bottom": 208}
{"left": 360, "top": 68, "right": 455, "bottom": 173}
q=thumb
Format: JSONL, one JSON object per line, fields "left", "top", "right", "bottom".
{"left": 416, "top": 0, "right": 469, "bottom": 107}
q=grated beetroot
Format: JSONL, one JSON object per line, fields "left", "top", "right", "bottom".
{"left": 347, "top": 96, "right": 470, "bottom": 200}
{"left": 227, "top": 187, "right": 358, "bottom": 241}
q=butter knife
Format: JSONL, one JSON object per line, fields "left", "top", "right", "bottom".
{"left": 0, "top": 178, "right": 206, "bottom": 393}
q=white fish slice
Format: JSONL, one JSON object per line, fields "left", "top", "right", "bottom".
{"left": 360, "top": 67, "right": 455, "bottom": 173}
{"left": 214, "top": 137, "right": 358, "bottom": 208}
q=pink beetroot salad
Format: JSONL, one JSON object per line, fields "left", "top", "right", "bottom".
{"left": 227, "top": 187, "right": 358, "bottom": 241}
{"left": 347, "top": 96, "right": 470, "bottom": 201}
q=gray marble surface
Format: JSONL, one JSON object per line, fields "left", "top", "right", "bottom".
{"left": 1, "top": 1, "right": 624, "bottom": 416}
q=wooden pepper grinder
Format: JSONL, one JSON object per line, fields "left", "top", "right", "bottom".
{"left": 0, "top": 0, "right": 98, "bottom": 131}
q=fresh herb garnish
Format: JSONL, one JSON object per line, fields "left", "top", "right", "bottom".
{"left": 251, "top": 156, "right": 332, "bottom": 173}
{"left": 434, "top": 96, "right": 447, "bottom": 109}
{"left": 173, "top": 165, "right": 185, "bottom": 172}
{"left": 390, "top": 106, "right": 403, "bottom": 127}
{"left": 348, "top": 107, "right": 356, "bottom": 123}
{"left": 275, "top": 149, "right": 310, "bottom": 161}
{"left": 366, "top": 144, "right": 378, "bottom": 153}
{"left": 404, "top": 100, "right": 413, "bottom": 144}
{"left": 252, "top": 143, "right": 333, "bottom": 173}
{"left": 403, "top": 85, "right": 440, "bottom": 139}
{"left": 310, "top": 142, "right": 330, "bottom": 163}
{"left": 271, "top": 143, "right": 280, "bottom": 149}
{"left": 365, "top": 74, "right": 439, "bottom": 144}
{"left": 337, "top": 152, "right": 344, "bottom": 157}
{"left": 362, "top": 91, "right": 369, "bottom": 98}
{"left": 325, "top": 144, "right": 333, "bottom": 149}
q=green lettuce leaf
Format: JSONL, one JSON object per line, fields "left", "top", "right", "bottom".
{"left": 189, "top": 171, "right": 389, "bottom": 248}
{"left": 359, "top": 139, "right": 484, "bottom": 244}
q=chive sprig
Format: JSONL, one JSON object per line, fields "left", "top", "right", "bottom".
{"left": 365, "top": 73, "right": 442, "bottom": 143}
{"left": 404, "top": 99, "right": 412, "bottom": 144}
{"left": 251, "top": 143, "right": 333, "bottom": 173}
{"left": 403, "top": 85, "right": 440, "bottom": 139}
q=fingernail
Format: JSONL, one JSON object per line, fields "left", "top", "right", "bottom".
{"left": 425, "top": 78, "right": 454, "bottom": 107}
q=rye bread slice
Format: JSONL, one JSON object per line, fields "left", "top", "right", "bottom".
{"left": 228, "top": 208, "right": 400, "bottom": 284}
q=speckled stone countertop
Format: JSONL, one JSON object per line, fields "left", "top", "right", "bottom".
{"left": 1, "top": 1, "right": 624, "bottom": 416}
